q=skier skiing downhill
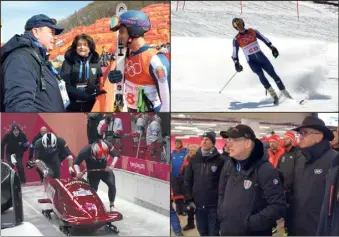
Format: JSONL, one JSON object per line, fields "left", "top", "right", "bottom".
{"left": 108, "top": 10, "right": 170, "bottom": 112}
{"left": 231, "top": 18, "right": 292, "bottom": 104}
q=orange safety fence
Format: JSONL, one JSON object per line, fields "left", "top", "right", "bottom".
{"left": 49, "top": 3, "right": 169, "bottom": 61}
{"left": 91, "top": 61, "right": 116, "bottom": 112}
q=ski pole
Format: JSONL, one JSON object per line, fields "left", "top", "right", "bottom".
{"left": 218, "top": 72, "right": 238, "bottom": 94}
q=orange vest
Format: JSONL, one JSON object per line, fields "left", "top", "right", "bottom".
{"left": 124, "top": 48, "right": 159, "bottom": 86}
{"left": 236, "top": 28, "right": 258, "bottom": 48}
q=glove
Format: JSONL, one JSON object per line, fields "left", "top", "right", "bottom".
{"left": 108, "top": 70, "right": 123, "bottom": 83}
{"left": 88, "top": 90, "right": 107, "bottom": 101}
{"left": 271, "top": 46, "right": 279, "bottom": 58}
{"left": 187, "top": 202, "right": 196, "bottom": 211}
{"left": 85, "top": 84, "right": 98, "bottom": 94}
{"left": 96, "top": 90, "right": 107, "bottom": 96}
{"left": 235, "top": 62, "right": 243, "bottom": 72}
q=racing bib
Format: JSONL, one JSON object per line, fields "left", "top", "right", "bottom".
{"left": 242, "top": 41, "right": 261, "bottom": 56}
{"left": 124, "top": 80, "right": 161, "bottom": 109}
{"left": 58, "top": 80, "right": 70, "bottom": 109}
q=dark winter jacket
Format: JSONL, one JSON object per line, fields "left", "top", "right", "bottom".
{"left": 1, "top": 128, "right": 29, "bottom": 158}
{"left": 218, "top": 139, "right": 287, "bottom": 236}
{"left": 277, "top": 146, "right": 303, "bottom": 203}
{"left": 60, "top": 50, "right": 102, "bottom": 112}
{"left": 184, "top": 147, "right": 224, "bottom": 207}
{"left": 289, "top": 140, "right": 338, "bottom": 236}
{"left": 317, "top": 153, "right": 339, "bottom": 236}
{"left": 1, "top": 33, "right": 65, "bottom": 112}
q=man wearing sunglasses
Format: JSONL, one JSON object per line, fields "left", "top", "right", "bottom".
{"left": 231, "top": 17, "right": 292, "bottom": 105}
{"left": 288, "top": 116, "right": 338, "bottom": 236}
{"left": 218, "top": 124, "right": 286, "bottom": 236}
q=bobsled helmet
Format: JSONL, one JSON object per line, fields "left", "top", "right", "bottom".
{"left": 232, "top": 17, "right": 245, "bottom": 30}
{"left": 91, "top": 140, "right": 110, "bottom": 162}
{"left": 42, "top": 132, "right": 57, "bottom": 153}
{"left": 110, "top": 10, "right": 151, "bottom": 38}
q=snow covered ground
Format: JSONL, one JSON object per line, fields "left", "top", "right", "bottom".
{"left": 171, "top": 1, "right": 338, "bottom": 111}
{"left": 14, "top": 182, "right": 169, "bottom": 236}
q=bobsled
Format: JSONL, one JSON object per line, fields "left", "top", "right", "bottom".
{"left": 37, "top": 169, "right": 122, "bottom": 236}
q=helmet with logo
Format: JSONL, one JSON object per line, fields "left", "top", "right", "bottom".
{"left": 91, "top": 140, "right": 110, "bottom": 162}
{"left": 110, "top": 10, "right": 151, "bottom": 38}
{"left": 232, "top": 17, "right": 245, "bottom": 30}
{"left": 42, "top": 132, "right": 57, "bottom": 153}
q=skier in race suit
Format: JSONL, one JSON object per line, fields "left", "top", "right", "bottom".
{"left": 108, "top": 10, "right": 170, "bottom": 112}
{"left": 231, "top": 18, "right": 292, "bottom": 104}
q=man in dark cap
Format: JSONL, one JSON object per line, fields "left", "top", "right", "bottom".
{"left": 1, "top": 124, "right": 30, "bottom": 184}
{"left": 184, "top": 131, "right": 224, "bottom": 236}
{"left": 218, "top": 124, "right": 286, "bottom": 236}
{"left": 1, "top": 14, "right": 68, "bottom": 112}
{"left": 288, "top": 115, "right": 338, "bottom": 236}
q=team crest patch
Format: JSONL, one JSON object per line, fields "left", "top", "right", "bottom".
{"left": 91, "top": 68, "right": 97, "bottom": 75}
{"left": 244, "top": 180, "right": 252, "bottom": 189}
{"left": 211, "top": 165, "right": 217, "bottom": 172}
{"left": 273, "top": 179, "right": 279, "bottom": 185}
{"left": 155, "top": 66, "right": 166, "bottom": 83}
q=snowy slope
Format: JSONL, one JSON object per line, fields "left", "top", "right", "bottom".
{"left": 171, "top": 1, "right": 338, "bottom": 112}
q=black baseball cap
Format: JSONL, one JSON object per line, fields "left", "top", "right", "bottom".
{"left": 223, "top": 124, "right": 256, "bottom": 141}
{"left": 25, "top": 14, "right": 64, "bottom": 35}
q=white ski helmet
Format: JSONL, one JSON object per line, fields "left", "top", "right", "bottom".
{"left": 42, "top": 132, "right": 57, "bottom": 153}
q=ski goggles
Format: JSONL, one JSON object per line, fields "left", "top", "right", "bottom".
{"left": 232, "top": 19, "right": 242, "bottom": 28}
{"left": 110, "top": 16, "right": 120, "bottom": 32}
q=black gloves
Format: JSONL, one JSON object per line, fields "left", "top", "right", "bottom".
{"left": 108, "top": 70, "right": 123, "bottom": 84}
{"left": 271, "top": 46, "right": 279, "bottom": 58}
{"left": 235, "top": 62, "right": 243, "bottom": 72}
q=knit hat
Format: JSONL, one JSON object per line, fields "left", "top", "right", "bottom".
{"left": 284, "top": 131, "right": 297, "bottom": 146}
{"left": 269, "top": 134, "right": 280, "bottom": 143}
{"left": 202, "top": 131, "right": 216, "bottom": 145}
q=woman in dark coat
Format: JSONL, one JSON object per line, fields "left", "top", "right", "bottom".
{"left": 60, "top": 34, "right": 106, "bottom": 112}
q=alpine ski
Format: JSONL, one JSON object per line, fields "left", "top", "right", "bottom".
{"left": 113, "top": 3, "right": 127, "bottom": 112}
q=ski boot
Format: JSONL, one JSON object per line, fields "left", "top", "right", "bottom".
{"left": 267, "top": 87, "right": 279, "bottom": 105}
{"left": 280, "top": 89, "right": 293, "bottom": 99}
{"left": 105, "top": 222, "right": 119, "bottom": 234}
{"left": 41, "top": 209, "right": 53, "bottom": 220}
